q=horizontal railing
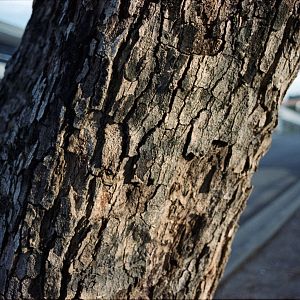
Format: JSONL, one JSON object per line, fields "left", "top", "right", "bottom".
{"left": 0, "top": 21, "right": 23, "bottom": 61}
{"left": 279, "top": 106, "right": 300, "bottom": 126}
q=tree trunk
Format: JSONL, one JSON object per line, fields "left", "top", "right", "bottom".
{"left": 0, "top": 0, "right": 299, "bottom": 299}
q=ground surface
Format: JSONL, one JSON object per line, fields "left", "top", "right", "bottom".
{"left": 215, "top": 208, "right": 300, "bottom": 299}
{"left": 215, "top": 132, "right": 300, "bottom": 299}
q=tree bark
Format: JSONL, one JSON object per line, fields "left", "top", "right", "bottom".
{"left": 0, "top": 0, "right": 299, "bottom": 299}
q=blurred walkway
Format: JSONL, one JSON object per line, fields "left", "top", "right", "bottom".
{"left": 215, "top": 133, "right": 300, "bottom": 299}
{"left": 215, "top": 208, "right": 300, "bottom": 299}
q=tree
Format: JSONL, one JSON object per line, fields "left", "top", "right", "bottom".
{"left": 0, "top": 0, "right": 299, "bottom": 299}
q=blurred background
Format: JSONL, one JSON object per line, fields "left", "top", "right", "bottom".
{"left": 0, "top": 0, "right": 32, "bottom": 78}
{"left": 1, "top": 1, "right": 300, "bottom": 299}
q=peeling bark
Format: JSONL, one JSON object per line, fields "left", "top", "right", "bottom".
{"left": 0, "top": 0, "right": 299, "bottom": 299}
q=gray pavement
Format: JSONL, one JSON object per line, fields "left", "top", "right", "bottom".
{"left": 215, "top": 208, "right": 300, "bottom": 299}
{"left": 241, "top": 132, "right": 300, "bottom": 224}
{"left": 260, "top": 132, "right": 300, "bottom": 177}
{"left": 215, "top": 132, "right": 300, "bottom": 299}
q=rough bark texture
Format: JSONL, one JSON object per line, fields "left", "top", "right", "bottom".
{"left": 0, "top": 0, "right": 299, "bottom": 299}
